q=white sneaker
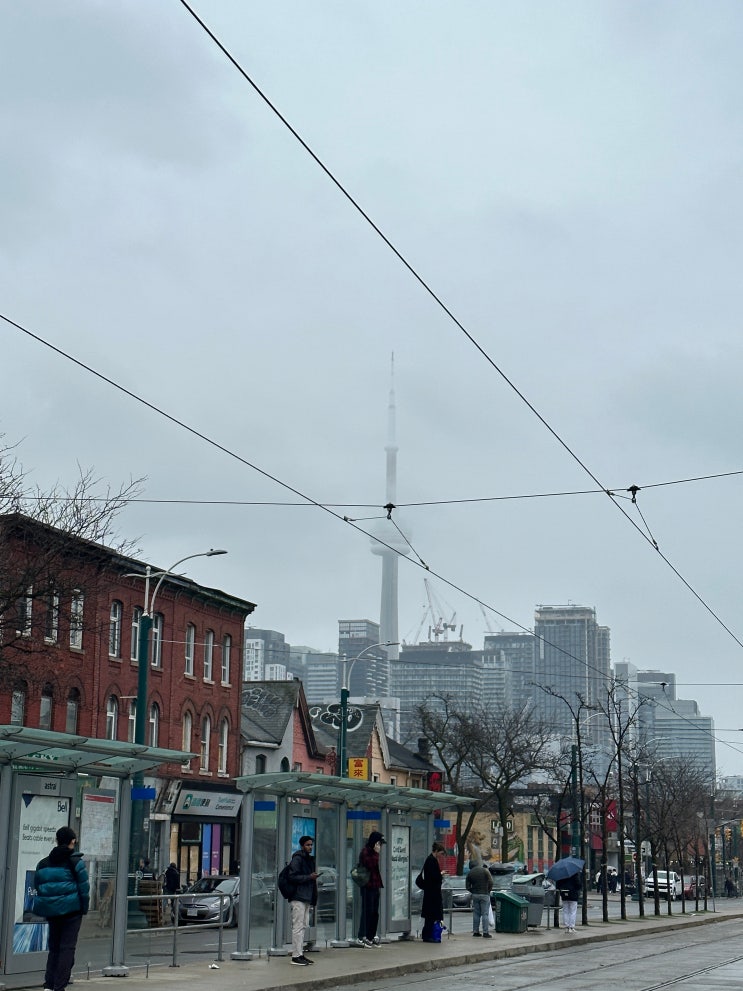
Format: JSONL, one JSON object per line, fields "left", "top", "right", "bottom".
{"left": 354, "top": 938, "right": 366, "bottom": 947}
{"left": 362, "top": 938, "right": 375, "bottom": 947}
{"left": 372, "top": 936, "right": 381, "bottom": 946}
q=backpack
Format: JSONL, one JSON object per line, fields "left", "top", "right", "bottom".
{"left": 277, "top": 863, "right": 297, "bottom": 900}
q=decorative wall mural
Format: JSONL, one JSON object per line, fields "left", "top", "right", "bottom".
{"left": 309, "top": 703, "right": 364, "bottom": 732}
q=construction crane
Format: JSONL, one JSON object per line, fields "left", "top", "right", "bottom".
{"left": 425, "top": 578, "right": 458, "bottom": 642}
{"left": 479, "top": 602, "right": 495, "bottom": 634}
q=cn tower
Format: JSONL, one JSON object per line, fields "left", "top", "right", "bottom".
{"left": 370, "top": 354, "right": 410, "bottom": 664}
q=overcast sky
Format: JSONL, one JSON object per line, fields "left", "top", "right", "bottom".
{"left": 2, "top": 2, "right": 742, "bottom": 774}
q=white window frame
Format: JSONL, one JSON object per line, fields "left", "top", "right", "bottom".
{"left": 185, "top": 624, "right": 195, "bottom": 676}
{"left": 17, "top": 586, "right": 33, "bottom": 637}
{"left": 39, "top": 686, "right": 53, "bottom": 730}
{"left": 131, "top": 607, "right": 142, "bottom": 661}
{"left": 149, "top": 702, "right": 160, "bottom": 748}
{"left": 203, "top": 630, "right": 214, "bottom": 681}
{"left": 109, "top": 600, "right": 122, "bottom": 657}
{"left": 221, "top": 634, "right": 231, "bottom": 685}
{"left": 44, "top": 588, "right": 59, "bottom": 643}
{"left": 70, "top": 591, "right": 84, "bottom": 649}
{"left": 11, "top": 688, "right": 26, "bottom": 726}
{"left": 218, "top": 718, "right": 229, "bottom": 774}
{"left": 127, "top": 699, "right": 137, "bottom": 743}
{"left": 106, "top": 696, "right": 119, "bottom": 740}
{"left": 65, "top": 691, "right": 80, "bottom": 734}
{"left": 182, "top": 712, "right": 193, "bottom": 769}
{"left": 200, "top": 716, "right": 211, "bottom": 771}
{"left": 151, "top": 613, "right": 163, "bottom": 668}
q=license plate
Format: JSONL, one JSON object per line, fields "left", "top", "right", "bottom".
{"left": 187, "top": 908, "right": 198, "bottom": 917}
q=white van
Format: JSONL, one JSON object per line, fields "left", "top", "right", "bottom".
{"left": 645, "top": 870, "right": 681, "bottom": 900}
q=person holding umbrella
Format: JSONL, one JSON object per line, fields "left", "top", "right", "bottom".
{"left": 546, "top": 856, "right": 584, "bottom": 934}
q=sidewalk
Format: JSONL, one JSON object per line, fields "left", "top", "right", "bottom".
{"left": 72, "top": 900, "right": 743, "bottom": 991}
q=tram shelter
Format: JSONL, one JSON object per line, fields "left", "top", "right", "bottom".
{"left": 232, "top": 771, "right": 477, "bottom": 959}
{"left": 0, "top": 725, "right": 194, "bottom": 986}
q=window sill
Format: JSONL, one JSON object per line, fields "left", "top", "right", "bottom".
{"left": 198, "top": 769, "right": 212, "bottom": 777}
{"left": 184, "top": 672, "right": 196, "bottom": 680}
{"left": 203, "top": 678, "right": 215, "bottom": 685}
{"left": 220, "top": 682, "right": 231, "bottom": 689}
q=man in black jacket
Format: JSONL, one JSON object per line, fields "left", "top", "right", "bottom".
{"left": 286, "top": 836, "right": 319, "bottom": 966}
{"left": 34, "top": 826, "right": 90, "bottom": 991}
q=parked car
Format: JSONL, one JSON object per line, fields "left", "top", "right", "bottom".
{"left": 178, "top": 874, "right": 272, "bottom": 927}
{"left": 442, "top": 875, "right": 471, "bottom": 910}
{"left": 315, "top": 867, "right": 353, "bottom": 921}
{"left": 683, "top": 875, "right": 706, "bottom": 899}
{"left": 645, "top": 871, "right": 681, "bottom": 900}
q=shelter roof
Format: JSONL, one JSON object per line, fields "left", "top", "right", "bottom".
{"left": 234, "top": 769, "right": 476, "bottom": 814}
{"left": 0, "top": 725, "right": 195, "bottom": 776}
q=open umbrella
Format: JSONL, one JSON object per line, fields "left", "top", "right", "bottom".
{"left": 547, "top": 857, "right": 585, "bottom": 882}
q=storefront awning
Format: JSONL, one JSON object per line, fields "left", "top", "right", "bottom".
{"left": 0, "top": 725, "right": 195, "bottom": 776}
{"left": 234, "top": 771, "right": 477, "bottom": 814}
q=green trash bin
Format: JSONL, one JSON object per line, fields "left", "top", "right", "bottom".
{"left": 493, "top": 891, "right": 528, "bottom": 933}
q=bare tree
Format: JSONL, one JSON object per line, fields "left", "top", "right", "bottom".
{"left": 459, "top": 701, "right": 554, "bottom": 864}
{"left": 0, "top": 437, "right": 144, "bottom": 687}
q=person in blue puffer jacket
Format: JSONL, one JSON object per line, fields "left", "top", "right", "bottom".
{"left": 34, "top": 826, "right": 90, "bottom": 991}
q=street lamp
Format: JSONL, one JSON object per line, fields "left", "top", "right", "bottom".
{"left": 126, "top": 549, "right": 227, "bottom": 867}
{"left": 338, "top": 641, "right": 397, "bottom": 778}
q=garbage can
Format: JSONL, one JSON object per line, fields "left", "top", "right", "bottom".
{"left": 493, "top": 891, "right": 528, "bottom": 933}
{"left": 512, "top": 873, "right": 546, "bottom": 927}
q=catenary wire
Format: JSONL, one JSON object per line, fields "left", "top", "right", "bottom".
{"left": 176, "top": 1, "right": 743, "bottom": 653}
{"left": 16, "top": 467, "right": 743, "bottom": 510}
{"left": 3, "top": 310, "right": 742, "bottom": 760}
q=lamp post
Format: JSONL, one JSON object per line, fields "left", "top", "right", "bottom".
{"left": 126, "top": 549, "right": 227, "bottom": 868}
{"left": 338, "top": 641, "right": 397, "bottom": 778}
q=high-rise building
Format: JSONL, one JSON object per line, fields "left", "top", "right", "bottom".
{"left": 532, "top": 605, "right": 612, "bottom": 751}
{"left": 338, "top": 619, "right": 388, "bottom": 696}
{"left": 243, "top": 628, "right": 290, "bottom": 681}
{"left": 634, "top": 671, "right": 715, "bottom": 784}
{"left": 483, "top": 632, "right": 536, "bottom": 711}
{"left": 390, "top": 639, "right": 483, "bottom": 744}
{"left": 289, "top": 646, "right": 340, "bottom": 703}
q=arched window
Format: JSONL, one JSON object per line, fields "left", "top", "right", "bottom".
{"left": 109, "top": 600, "right": 122, "bottom": 657}
{"left": 221, "top": 635, "right": 231, "bottom": 685}
{"left": 149, "top": 702, "right": 160, "bottom": 747}
{"left": 182, "top": 712, "right": 193, "bottom": 769}
{"left": 151, "top": 613, "right": 164, "bottom": 668}
{"left": 69, "top": 590, "right": 84, "bottom": 649}
{"left": 200, "top": 716, "right": 211, "bottom": 771}
{"left": 203, "top": 630, "right": 214, "bottom": 681}
{"left": 11, "top": 684, "right": 26, "bottom": 726}
{"left": 131, "top": 607, "right": 142, "bottom": 661}
{"left": 66, "top": 688, "right": 80, "bottom": 734}
{"left": 280, "top": 757, "right": 290, "bottom": 773}
{"left": 255, "top": 754, "right": 267, "bottom": 774}
{"left": 39, "top": 684, "right": 54, "bottom": 730}
{"left": 218, "top": 718, "right": 229, "bottom": 774}
{"left": 185, "top": 624, "right": 195, "bottom": 676}
{"left": 127, "top": 699, "right": 137, "bottom": 743}
{"left": 106, "top": 696, "right": 119, "bottom": 740}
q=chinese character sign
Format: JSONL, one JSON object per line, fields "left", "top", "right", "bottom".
{"left": 348, "top": 758, "right": 368, "bottom": 780}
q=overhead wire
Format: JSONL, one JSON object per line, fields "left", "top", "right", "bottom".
{"left": 176, "top": 0, "right": 743, "bottom": 654}
{"left": 2, "top": 311, "right": 741, "bottom": 760}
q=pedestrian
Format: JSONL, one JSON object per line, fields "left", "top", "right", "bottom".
{"left": 559, "top": 871, "right": 582, "bottom": 933}
{"left": 286, "top": 835, "right": 319, "bottom": 967}
{"left": 356, "top": 831, "right": 385, "bottom": 947}
{"left": 163, "top": 862, "right": 180, "bottom": 918}
{"left": 466, "top": 859, "right": 493, "bottom": 938}
{"left": 419, "top": 841, "right": 446, "bottom": 943}
{"left": 33, "top": 826, "right": 90, "bottom": 991}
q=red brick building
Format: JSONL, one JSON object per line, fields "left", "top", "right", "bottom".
{"left": 1, "top": 513, "right": 255, "bottom": 875}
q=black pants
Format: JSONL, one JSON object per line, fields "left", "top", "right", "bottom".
{"left": 45, "top": 913, "right": 82, "bottom": 991}
{"left": 358, "top": 887, "right": 380, "bottom": 940}
{"left": 421, "top": 916, "right": 438, "bottom": 941}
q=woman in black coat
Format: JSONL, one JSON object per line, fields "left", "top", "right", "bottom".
{"left": 420, "top": 842, "right": 446, "bottom": 942}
